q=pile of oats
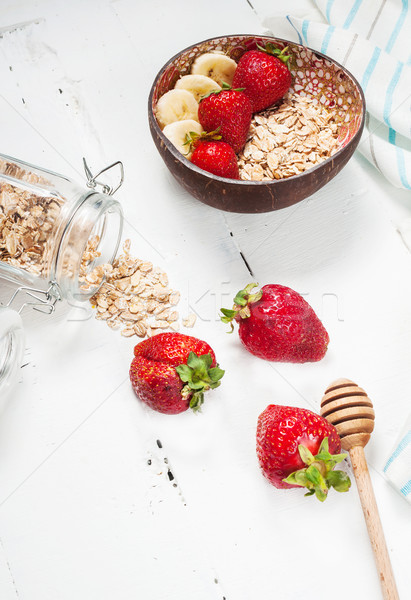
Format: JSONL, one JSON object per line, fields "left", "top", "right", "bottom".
{"left": 0, "top": 159, "right": 62, "bottom": 278}
{"left": 238, "top": 94, "right": 339, "bottom": 181}
{"left": 88, "top": 239, "right": 196, "bottom": 338}
{"left": 0, "top": 159, "right": 196, "bottom": 340}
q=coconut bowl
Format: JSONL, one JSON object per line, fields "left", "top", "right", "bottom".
{"left": 148, "top": 34, "right": 365, "bottom": 214}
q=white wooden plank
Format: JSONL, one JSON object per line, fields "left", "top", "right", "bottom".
{"left": 0, "top": 2, "right": 255, "bottom": 599}
{"left": 0, "top": 1, "right": 410, "bottom": 600}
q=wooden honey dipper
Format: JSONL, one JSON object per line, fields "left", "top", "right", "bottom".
{"left": 321, "top": 379, "right": 399, "bottom": 600}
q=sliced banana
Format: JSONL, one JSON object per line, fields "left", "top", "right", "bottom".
{"left": 191, "top": 53, "right": 237, "bottom": 87}
{"left": 155, "top": 89, "right": 199, "bottom": 129}
{"left": 175, "top": 74, "right": 221, "bottom": 102}
{"left": 162, "top": 119, "right": 203, "bottom": 158}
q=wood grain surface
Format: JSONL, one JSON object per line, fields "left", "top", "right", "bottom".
{"left": 0, "top": 1, "right": 410, "bottom": 599}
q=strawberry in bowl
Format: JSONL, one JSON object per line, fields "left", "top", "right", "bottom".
{"left": 191, "top": 139, "right": 240, "bottom": 179}
{"left": 232, "top": 42, "right": 292, "bottom": 112}
{"left": 197, "top": 85, "right": 252, "bottom": 154}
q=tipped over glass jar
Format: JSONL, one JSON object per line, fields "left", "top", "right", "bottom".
{"left": 0, "top": 152, "right": 123, "bottom": 404}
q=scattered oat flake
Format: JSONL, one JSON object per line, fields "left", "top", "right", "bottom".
{"left": 134, "top": 322, "right": 147, "bottom": 338}
{"left": 121, "top": 328, "right": 135, "bottom": 337}
{"left": 169, "top": 291, "right": 180, "bottom": 306}
{"left": 182, "top": 313, "right": 196, "bottom": 328}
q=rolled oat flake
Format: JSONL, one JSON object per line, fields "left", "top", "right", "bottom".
{"left": 0, "top": 152, "right": 124, "bottom": 401}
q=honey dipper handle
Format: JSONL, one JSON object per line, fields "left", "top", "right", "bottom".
{"left": 350, "top": 445, "right": 399, "bottom": 600}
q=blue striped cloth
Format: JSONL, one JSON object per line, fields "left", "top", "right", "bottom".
{"left": 383, "top": 416, "right": 411, "bottom": 503}
{"left": 264, "top": 0, "right": 411, "bottom": 189}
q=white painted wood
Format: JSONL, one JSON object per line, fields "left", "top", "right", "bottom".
{"left": 0, "top": 1, "right": 410, "bottom": 599}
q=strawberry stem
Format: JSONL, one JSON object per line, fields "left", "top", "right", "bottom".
{"left": 282, "top": 437, "right": 351, "bottom": 502}
{"left": 183, "top": 128, "right": 223, "bottom": 153}
{"left": 256, "top": 42, "right": 291, "bottom": 66}
{"left": 220, "top": 283, "right": 263, "bottom": 330}
{"left": 175, "top": 352, "right": 225, "bottom": 412}
{"left": 201, "top": 82, "right": 245, "bottom": 101}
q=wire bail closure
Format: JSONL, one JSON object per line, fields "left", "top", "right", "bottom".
{"left": 83, "top": 157, "right": 124, "bottom": 196}
{"left": 5, "top": 282, "right": 62, "bottom": 315}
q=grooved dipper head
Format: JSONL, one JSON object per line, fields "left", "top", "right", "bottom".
{"left": 320, "top": 379, "right": 375, "bottom": 451}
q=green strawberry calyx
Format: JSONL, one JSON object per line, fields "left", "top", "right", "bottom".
{"left": 220, "top": 282, "right": 262, "bottom": 332}
{"left": 175, "top": 352, "right": 225, "bottom": 412}
{"left": 256, "top": 42, "right": 290, "bottom": 66}
{"left": 283, "top": 437, "right": 351, "bottom": 502}
{"left": 200, "top": 81, "right": 245, "bottom": 101}
{"left": 183, "top": 127, "right": 222, "bottom": 154}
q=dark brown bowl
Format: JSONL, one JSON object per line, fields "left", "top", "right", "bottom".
{"left": 148, "top": 34, "right": 365, "bottom": 214}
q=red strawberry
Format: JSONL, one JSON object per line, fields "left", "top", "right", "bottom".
{"left": 198, "top": 86, "right": 252, "bottom": 153}
{"left": 257, "top": 404, "right": 350, "bottom": 501}
{"left": 191, "top": 140, "right": 239, "bottom": 179}
{"left": 232, "top": 43, "right": 292, "bottom": 112}
{"left": 221, "top": 283, "right": 329, "bottom": 362}
{"left": 129, "top": 332, "right": 224, "bottom": 414}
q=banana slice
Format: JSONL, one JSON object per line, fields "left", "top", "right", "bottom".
{"left": 162, "top": 119, "right": 203, "bottom": 158}
{"left": 191, "top": 53, "right": 237, "bottom": 87}
{"left": 175, "top": 74, "right": 221, "bottom": 102}
{"left": 155, "top": 89, "right": 199, "bottom": 129}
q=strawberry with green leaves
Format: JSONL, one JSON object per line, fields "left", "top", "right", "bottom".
{"left": 198, "top": 84, "right": 252, "bottom": 153}
{"left": 257, "top": 404, "right": 351, "bottom": 501}
{"left": 221, "top": 283, "right": 329, "bottom": 363}
{"left": 129, "top": 332, "right": 224, "bottom": 414}
{"left": 232, "top": 43, "right": 292, "bottom": 112}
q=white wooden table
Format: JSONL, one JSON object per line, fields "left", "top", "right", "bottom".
{"left": 1, "top": 1, "right": 410, "bottom": 598}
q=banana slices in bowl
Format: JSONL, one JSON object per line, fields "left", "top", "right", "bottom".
{"left": 175, "top": 74, "right": 221, "bottom": 102}
{"left": 155, "top": 89, "right": 199, "bottom": 128}
{"left": 154, "top": 53, "right": 230, "bottom": 139}
{"left": 162, "top": 120, "right": 203, "bottom": 158}
{"left": 190, "top": 53, "right": 237, "bottom": 87}
{"left": 154, "top": 54, "right": 228, "bottom": 156}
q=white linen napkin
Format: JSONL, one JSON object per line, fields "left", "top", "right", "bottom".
{"left": 263, "top": 0, "right": 411, "bottom": 190}
{"left": 383, "top": 414, "right": 411, "bottom": 503}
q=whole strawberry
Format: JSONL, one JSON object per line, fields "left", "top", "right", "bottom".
{"left": 257, "top": 404, "right": 350, "bottom": 501}
{"left": 198, "top": 85, "right": 252, "bottom": 153}
{"left": 191, "top": 140, "right": 239, "bottom": 179}
{"left": 221, "top": 283, "right": 329, "bottom": 362}
{"left": 129, "top": 332, "right": 224, "bottom": 414}
{"left": 232, "top": 43, "right": 292, "bottom": 112}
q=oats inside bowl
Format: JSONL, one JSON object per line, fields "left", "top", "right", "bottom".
{"left": 238, "top": 93, "right": 339, "bottom": 181}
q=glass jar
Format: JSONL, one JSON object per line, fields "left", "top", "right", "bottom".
{"left": 0, "top": 307, "right": 24, "bottom": 411}
{"left": 0, "top": 152, "right": 124, "bottom": 402}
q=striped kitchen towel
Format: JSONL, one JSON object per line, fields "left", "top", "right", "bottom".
{"left": 264, "top": 0, "right": 411, "bottom": 189}
{"left": 384, "top": 413, "right": 411, "bottom": 503}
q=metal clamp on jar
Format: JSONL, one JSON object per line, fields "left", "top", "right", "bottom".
{"left": 0, "top": 152, "right": 124, "bottom": 403}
